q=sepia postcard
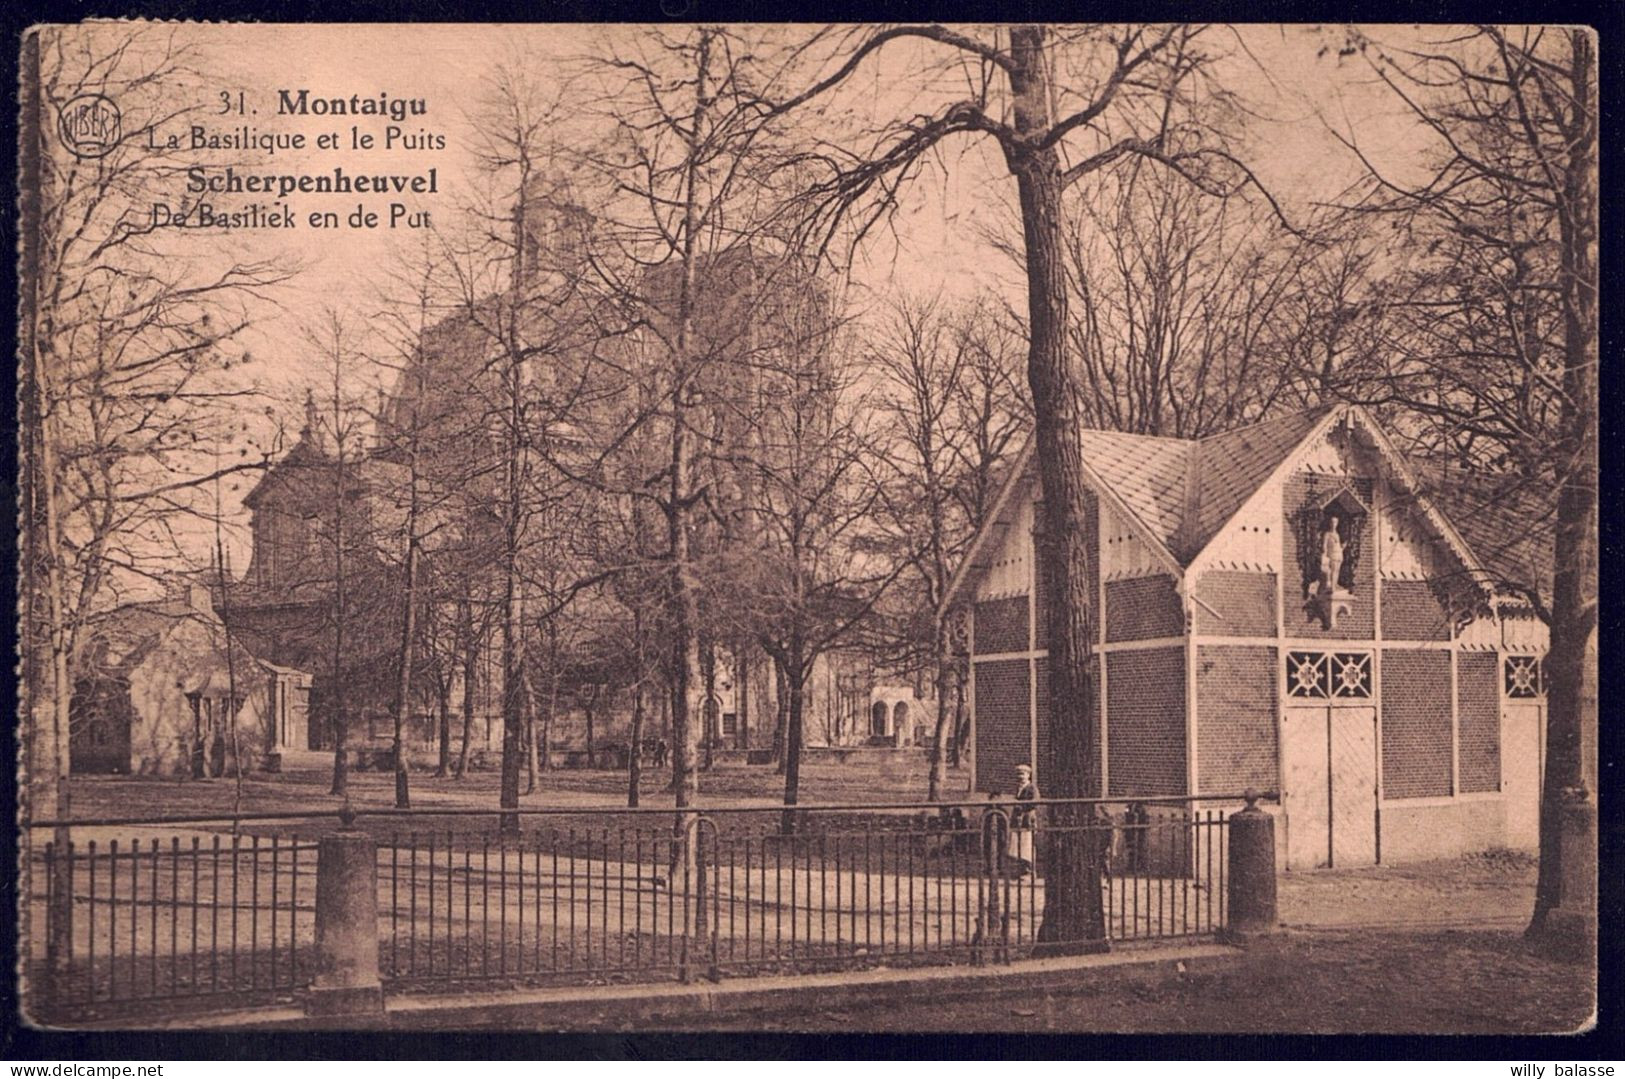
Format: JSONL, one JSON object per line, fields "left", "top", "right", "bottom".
{"left": 13, "top": 21, "right": 1598, "bottom": 1039}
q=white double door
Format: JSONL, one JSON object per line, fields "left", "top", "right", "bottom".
{"left": 1282, "top": 704, "right": 1378, "bottom": 870}
{"left": 1502, "top": 700, "right": 1544, "bottom": 850}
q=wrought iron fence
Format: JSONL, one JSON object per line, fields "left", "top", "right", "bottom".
{"left": 374, "top": 798, "right": 1232, "bottom": 988}
{"left": 25, "top": 794, "right": 1250, "bottom": 1017}
{"left": 31, "top": 833, "right": 315, "bottom": 1014}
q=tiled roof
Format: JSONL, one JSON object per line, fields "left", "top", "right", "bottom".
{"left": 952, "top": 404, "right": 1560, "bottom": 611}
{"left": 1413, "top": 464, "right": 1554, "bottom": 607}
{"left": 1074, "top": 408, "right": 1330, "bottom": 564}
{"left": 1076, "top": 429, "right": 1192, "bottom": 551}
{"left": 1188, "top": 408, "right": 1331, "bottom": 560}
{"left": 947, "top": 408, "right": 1339, "bottom": 608}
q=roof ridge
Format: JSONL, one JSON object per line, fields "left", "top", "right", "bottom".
{"left": 1080, "top": 426, "right": 1196, "bottom": 447}
{"left": 1193, "top": 405, "right": 1329, "bottom": 445}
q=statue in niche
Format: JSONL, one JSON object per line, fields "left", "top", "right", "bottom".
{"left": 1299, "top": 488, "right": 1366, "bottom": 630}
{"left": 1319, "top": 513, "right": 1345, "bottom": 596}
{"left": 1306, "top": 511, "right": 1354, "bottom": 629}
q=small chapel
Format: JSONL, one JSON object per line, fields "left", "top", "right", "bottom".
{"left": 944, "top": 405, "right": 1552, "bottom": 870}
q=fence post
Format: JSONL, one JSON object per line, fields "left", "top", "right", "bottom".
{"left": 675, "top": 812, "right": 695, "bottom": 984}
{"left": 47, "top": 825, "right": 73, "bottom": 1008}
{"left": 698, "top": 818, "right": 719, "bottom": 982}
{"left": 309, "top": 810, "right": 384, "bottom": 1016}
{"left": 1539, "top": 787, "right": 1597, "bottom": 964}
{"left": 1221, "top": 789, "right": 1277, "bottom": 943}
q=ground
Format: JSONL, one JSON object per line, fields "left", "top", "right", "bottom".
{"left": 60, "top": 753, "right": 970, "bottom": 823}
{"left": 363, "top": 852, "right": 1592, "bottom": 1035}
{"left": 661, "top": 927, "right": 1593, "bottom": 1035}
{"left": 694, "top": 854, "right": 1593, "bottom": 1035}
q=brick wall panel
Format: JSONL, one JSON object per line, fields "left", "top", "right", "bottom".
{"left": 1457, "top": 652, "right": 1500, "bottom": 793}
{"left": 1381, "top": 649, "right": 1452, "bottom": 798}
{"left": 1192, "top": 571, "right": 1277, "bottom": 637}
{"left": 1195, "top": 645, "right": 1278, "bottom": 795}
{"left": 1381, "top": 579, "right": 1453, "bottom": 641}
{"left": 1105, "top": 576, "right": 1184, "bottom": 642}
{"left": 974, "top": 658, "right": 1030, "bottom": 794}
{"left": 1106, "top": 647, "right": 1187, "bottom": 797}
{"left": 973, "top": 595, "right": 1030, "bottom": 656}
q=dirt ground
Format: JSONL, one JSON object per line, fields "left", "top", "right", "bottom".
{"left": 661, "top": 925, "right": 1593, "bottom": 1035}
{"left": 522, "top": 851, "right": 1592, "bottom": 1036}
{"left": 1278, "top": 849, "right": 1539, "bottom": 932}
{"left": 58, "top": 756, "right": 970, "bottom": 824}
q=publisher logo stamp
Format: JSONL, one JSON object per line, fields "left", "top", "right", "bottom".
{"left": 57, "top": 93, "right": 122, "bottom": 158}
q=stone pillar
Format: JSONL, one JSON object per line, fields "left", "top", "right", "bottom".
{"left": 1222, "top": 790, "right": 1278, "bottom": 943}
{"left": 1540, "top": 788, "right": 1597, "bottom": 964}
{"left": 309, "top": 825, "right": 384, "bottom": 1016}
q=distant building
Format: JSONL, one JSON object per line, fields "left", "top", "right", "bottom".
{"left": 945, "top": 405, "right": 1551, "bottom": 868}
{"left": 222, "top": 393, "right": 413, "bottom": 751}
{"left": 221, "top": 186, "right": 850, "bottom": 765}
{"left": 69, "top": 578, "right": 309, "bottom": 775}
{"left": 865, "top": 685, "right": 935, "bottom": 747}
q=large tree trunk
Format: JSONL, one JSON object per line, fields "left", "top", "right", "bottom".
{"left": 1007, "top": 25, "right": 1106, "bottom": 954}
{"left": 18, "top": 26, "right": 58, "bottom": 824}
{"left": 1527, "top": 28, "right": 1598, "bottom": 955}
{"left": 19, "top": 33, "right": 74, "bottom": 990}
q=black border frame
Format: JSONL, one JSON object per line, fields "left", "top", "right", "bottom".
{"left": 2, "top": 0, "right": 1620, "bottom": 1061}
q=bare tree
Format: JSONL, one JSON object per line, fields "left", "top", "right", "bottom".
{"left": 571, "top": 27, "right": 821, "bottom": 809}
{"left": 946, "top": 305, "right": 1031, "bottom": 532}
{"left": 943, "top": 306, "right": 1029, "bottom": 766}
{"left": 441, "top": 62, "right": 614, "bottom": 827}
{"left": 1060, "top": 159, "right": 1309, "bottom": 435}
{"left": 772, "top": 24, "right": 1280, "bottom": 949}
{"left": 725, "top": 323, "right": 903, "bottom": 830}
{"left": 1331, "top": 25, "right": 1596, "bottom": 955}
{"left": 20, "top": 26, "right": 295, "bottom": 831}
{"left": 371, "top": 247, "right": 450, "bottom": 808}
{"left": 208, "top": 475, "right": 247, "bottom": 818}
{"left": 867, "top": 295, "right": 983, "bottom": 799}
{"left": 302, "top": 314, "right": 372, "bottom": 798}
